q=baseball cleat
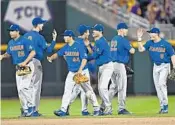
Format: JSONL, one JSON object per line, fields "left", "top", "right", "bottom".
{"left": 103, "top": 106, "right": 112, "bottom": 115}
{"left": 25, "top": 107, "right": 35, "bottom": 117}
{"left": 66, "top": 106, "right": 70, "bottom": 116}
{"left": 93, "top": 110, "right": 103, "bottom": 116}
{"left": 82, "top": 110, "right": 90, "bottom": 116}
{"left": 31, "top": 111, "right": 42, "bottom": 117}
{"left": 54, "top": 109, "right": 67, "bottom": 117}
{"left": 158, "top": 109, "right": 168, "bottom": 114}
{"left": 118, "top": 109, "right": 131, "bottom": 115}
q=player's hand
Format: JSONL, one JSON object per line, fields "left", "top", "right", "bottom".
{"left": 137, "top": 28, "right": 144, "bottom": 39}
{"left": 19, "top": 61, "right": 27, "bottom": 67}
{"left": 76, "top": 69, "right": 82, "bottom": 74}
{"left": 52, "top": 29, "right": 57, "bottom": 41}
{"left": 47, "top": 56, "right": 52, "bottom": 63}
{"left": 0, "top": 55, "right": 4, "bottom": 61}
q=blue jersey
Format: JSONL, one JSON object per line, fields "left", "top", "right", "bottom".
{"left": 6, "top": 36, "right": 35, "bottom": 65}
{"left": 57, "top": 41, "right": 88, "bottom": 72}
{"left": 110, "top": 35, "right": 131, "bottom": 64}
{"left": 144, "top": 39, "right": 175, "bottom": 65}
{"left": 76, "top": 37, "right": 95, "bottom": 71}
{"left": 24, "top": 31, "right": 56, "bottom": 61}
{"left": 88, "top": 36, "right": 112, "bottom": 66}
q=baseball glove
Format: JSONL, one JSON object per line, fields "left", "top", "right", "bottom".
{"left": 168, "top": 68, "right": 175, "bottom": 81}
{"left": 73, "top": 73, "right": 89, "bottom": 84}
{"left": 16, "top": 66, "right": 31, "bottom": 76}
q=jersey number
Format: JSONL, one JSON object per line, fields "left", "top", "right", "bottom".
{"left": 18, "top": 51, "right": 25, "bottom": 57}
{"left": 73, "top": 57, "right": 80, "bottom": 62}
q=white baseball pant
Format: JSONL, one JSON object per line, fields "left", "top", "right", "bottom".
{"left": 16, "top": 60, "right": 34, "bottom": 111}
{"left": 98, "top": 62, "right": 113, "bottom": 108}
{"left": 109, "top": 62, "right": 127, "bottom": 111}
{"left": 31, "top": 58, "right": 43, "bottom": 111}
{"left": 153, "top": 63, "right": 170, "bottom": 109}
{"left": 69, "top": 84, "right": 88, "bottom": 111}
{"left": 61, "top": 69, "right": 99, "bottom": 112}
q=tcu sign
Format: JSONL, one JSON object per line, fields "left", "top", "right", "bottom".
{"left": 4, "top": 0, "right": 51, "bottom": 31}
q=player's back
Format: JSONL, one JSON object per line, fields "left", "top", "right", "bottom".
{"left": 24, "top": 31, "right": 46, "bottom": 61}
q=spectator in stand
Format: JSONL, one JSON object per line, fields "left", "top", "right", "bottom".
{"left": 127, "top": 0, "right": 136, "bottom": 12}
{"left": 112, "top": 0, "right": 118, "bottom": 14}
{"left": 146, "top": 2, "right": 160, "bottom": 24}
{"left": 130, "top": 1, "right": 142, "bottom": 16}
{"left": 138, "top": 0, "right": 152, "bottom": 17}
{"left": 117, "top": 0, "right": 128, "bottom": 13}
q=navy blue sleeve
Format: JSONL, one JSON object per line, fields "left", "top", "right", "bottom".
{"left": 165, "top": 41, "right": 175, "bottom": 57}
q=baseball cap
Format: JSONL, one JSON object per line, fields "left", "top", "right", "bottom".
{"left": 62, "top": 30, "right": 75, "bottom": 37}
{"left": 32, "top": 17, "right": 47, "bottom": 26}
{"left": 92, "top": 24, "right": 104, "bottom": 32}
{"left": 8, "top": 24, "right": 20, "bottom": 31}
{"left": 117, "top": 22, "right": 128, "bottom": 30}
{"left": 78, "top": 24, "right": 91, "bottom": 35}
{"left": 147, "top": 28, "right": 160, "bottom": 34}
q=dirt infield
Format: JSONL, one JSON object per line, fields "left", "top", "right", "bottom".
{"left": 2, "top": 117, "right": 175, "bottom": 125}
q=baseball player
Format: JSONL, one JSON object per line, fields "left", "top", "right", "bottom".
{"left": 109, "top": 22, "right": 135, "bottom": 115}
{"left": 88, "top": 24, "right": 114, "bottom": 115}
{"left": 0, "top": 24, "right": 36, "bottom": 117}
{"left": 137, "top": 27, "right": 175, "bottom": 114}
{"left": 67, "top": 25, "right": 94, "bottom": 116}
{"left": 23, "top": 17, "right": 57, "bottom": 116}
{"left": 47, "top": 30, "right": 101, "bottom": 116}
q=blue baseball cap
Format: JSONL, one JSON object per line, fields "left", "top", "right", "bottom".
{"left": 62, "top": 30, "right": 75, "bottom": 37}
{"left": 92, "top": 24, "right": 104, "bottom": 32}
{"left": 8, "top": 24, "right": 20, "bottom": 31}
{"left": 32, "top": 17, "right": 47, "bottom": 26}
{"left": 78, "top": 25, "right": 91, "bottom": 35}
{"left": 117, "top": 22, "right": 128, "bottom": 30}
{"left": 147, "top": 28, "right": 160, "bottom": 34}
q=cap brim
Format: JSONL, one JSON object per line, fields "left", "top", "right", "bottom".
{"left": 7, "top": 29, "right": 19, "bottom": 31}
{"left": 41, "top": 20, "right": 47, "bottom": 23}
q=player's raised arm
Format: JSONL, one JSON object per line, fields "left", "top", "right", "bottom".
{"left": 46, "top": 29, "right": 57, "bottom": 52}
{"left": 137, "top": 28, "right": 146, "bottom": 52}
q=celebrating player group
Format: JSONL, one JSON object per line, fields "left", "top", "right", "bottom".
{"left": 1, "top": 17, "right": 175, "bottom": 117}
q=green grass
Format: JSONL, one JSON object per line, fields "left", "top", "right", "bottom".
{"left": 1, "top": 96, "right": 175, "bottom": 119}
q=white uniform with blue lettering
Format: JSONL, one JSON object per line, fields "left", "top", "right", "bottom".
{"left": 143, "top": 39, "right": 174, "bottom": 110}
{"left": 57, "top": 41, "right": 99, "bottom": 113}
{"left": 6, "top": 36, "right": 35, "bottom": 112}
{"left": 109, "top": 35, "right": 132, "bottom": 111}
{"left": 24, "top": 31, "right": 56, "bottom": 112}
